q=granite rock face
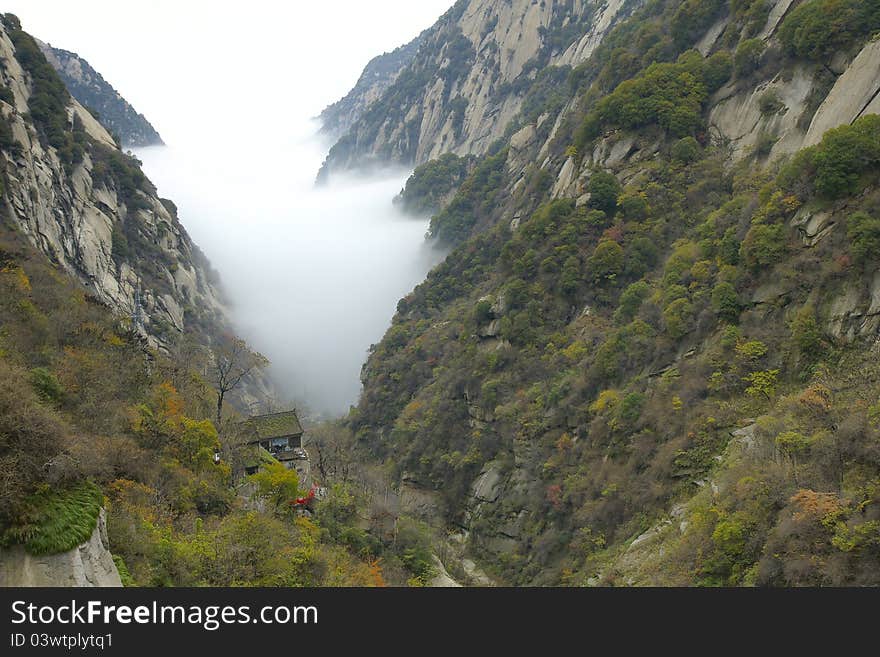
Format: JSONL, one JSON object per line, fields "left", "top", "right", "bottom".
{"left": 0, "top": 509, "right": 123, "bottom": 587}
{"left": 0, "top": 23, "right": 225, "bottom": 351}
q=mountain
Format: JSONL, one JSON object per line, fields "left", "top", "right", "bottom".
{"left": 0, "top": 14, "right": 385, "bottom": 588}
{"left": 1, "top": 26, "right": 220, "bottom": 354}
{"left": 1, "top": 20, "right": 216, "bottom": 351}
{"left": 38, "top": 41, "right": 163, "bottom": 147}
{"left": 317, "top": 0, "right": 639, "bottom": 180}
{"left": 319, "top": 30, "right": 427, "bottom": 139}
{"left": 327, "top": 0, "right": 880, "bottom": 586}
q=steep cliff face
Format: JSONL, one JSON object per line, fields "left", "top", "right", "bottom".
{"left": 0, "top": 18, "right": 224, "bottom": 351}
{"left": 0, "top": 509, "right": 122, "bottom": 587}
{"left": 318, "top": 0, "right": 641, "bottom": 179}
{"left": 38, "top": 41, "right": 163, "bottom": 148}
{"left": 319, "top": 31, "right": 427, "bottom": 138}
{"left": 345, "top": 0, "right": 880, "bottom": 586}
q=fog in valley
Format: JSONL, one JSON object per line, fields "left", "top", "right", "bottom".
{"left": 136, "top": 132, "right": 446, "bottom": 413}
{"left": 6, "top": 0, "right": 455, "bottom": 414}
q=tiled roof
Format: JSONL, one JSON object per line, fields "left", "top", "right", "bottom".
{"left": 245, "top": 410, "right": 303, "bottom": 441}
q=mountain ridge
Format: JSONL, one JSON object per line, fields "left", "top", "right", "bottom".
{"left": 327, "top": 0, "right": 880, "bottom": 586}
{"left": 38, "top": 40, "right": 163, "bottom": 148}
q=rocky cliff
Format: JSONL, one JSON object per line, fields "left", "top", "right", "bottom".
{"left": 318, "top": 0, "right": 640, "bottom": 180}
{"left": 319, "top": 30, "right": 427, "bottom": 138}
{"left": 0, "top": 17, "right": 224, "bottom": 352}
{"left": 342, "top": 0, "right": 880, "bottom": 586}
{"left": 39, "top": 41, "right": 163, "bottom": 148}
{"left": 0, "top": 509, "right": 122, "bottom": 587}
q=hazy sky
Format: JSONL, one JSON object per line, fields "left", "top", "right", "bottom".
{"left": 4, "top": 0, "right": 453, "bottom": 145}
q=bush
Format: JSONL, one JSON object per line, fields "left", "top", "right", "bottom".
{"left": 671, "top": 136, "right": 702, "bottom": 164}
{"left": 29, "top": 367, "right": 64, "bottom": 405}
{"left": 396, "top": 153, "right": 473, "bottom": 216}
{"left": 615, "top": 281, "right": 651, "bottom": 323}
{"left": 578, "top": 53, "right": 710, "bottom": 144}
{"left": 589, "top": 239, "right": 624, "bottom": 285}
{"left": 779, "top": 0, "right": 880, "bottom": 60}
{"left": 734, "top": 39, "right": 765, "bottom": 77}
{"left": 588, "top": 170, "right": 621, "bottom": 216}
{"left": 711, "top": 282, "right": 741, "bottom": 322}
{"left": 0, "top": 362, "right": 67, "bottom": 523}
{"left": 846, "top": 211, "right": 880, "bottom": 265}
{"left": 703, "top": 51, "right": 733, "bottom": 93}
{"left": 759, "top": 90, "right": 784, "bottom": 116}
{"left": 790, "top": 304, "right": 824, "bottom": 360}
{"left": 663, "top": 297, "right": 695, "bottom": 338}
{"left": 740, "top": 223, "right": 787, "bottom": 270}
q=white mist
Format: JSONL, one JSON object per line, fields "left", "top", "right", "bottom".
{"left": 136, "top": 126, "right": 445, "bottom": 414}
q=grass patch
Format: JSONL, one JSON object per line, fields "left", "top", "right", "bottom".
{"left": 1, "top": 480, "right": 103, "bottom": 555}
{"left": 113, "top": 554, "right": 134, "bottom": 586}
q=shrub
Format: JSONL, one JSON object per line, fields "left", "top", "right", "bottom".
{"left": 759, "top": 90, "right": 784, "bottom": 115}
{"left": 790, "top": 304, "right": 824, "bottom": 360}
{"left": 0, "top": 362, "right": 67, "bottom": 523}
{"left": 780, "top": 115, "right": 880, "bottom": 199}
{"left": 671, "top": 136, "right": 702, "bottom": 164}
{"left": 615, "top": 281, "right": 651, "bottom": 323}
{"left": 846, "top": 211, "right": 880, "bottom": 265}
{"left": 779, "top": 0, "right": 880, "bottom": 60}
{"left": 578, "top": 54, "right": 709, "bottom": 144}
{"left": 663, "top": 297, "right": 695, "bottom": 338}
{"left": 703, "top": 51, "right": 733, "bottom": 93}
{"left": 711, "top": 282, "right": 741, "bottom": 322}
{"left": 589, "top": 239, "right": 624, "bottom": 284}
{"left": 588, "top": 170, "right": 621, "bottom": 216}
{"left": 740, "top": 223, "right": 787, "bottom": 270}
{"left": 29, "top": 367, "right": 64, "bottom": 405}
{"left": 734, "top": 39, "right": 765, "bottom": 77}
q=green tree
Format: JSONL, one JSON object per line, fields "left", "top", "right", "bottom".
{"left": 734, "top": 38, "right": 764, "bottom": 77}
{"left": 790, "top": 304, "right": 823, "bottom": 360}
{"left": 740, "top": 223, "right": 787, "bottom": 270}
{"left": 615, "top": 281, "right": 651, "bottom": 323}
{"left": 663, "top": 297, "right": 695, "bottom": 339}
{"left": 588, "top": 170, "right": 621, "bottom": 216}
{"left": 711, "top": 282, "right": 741, "bottom": 322}
{"left": 249, "top": 462, "right": 301, "bottom": 517}
{"left": 846, "top": 211, "right": 880, "bottom": 265}
{"left": 744, "top": 369, "right": 780, "bottom": 400}
{"left": 589, "top": 239, "right": 624, "bottom": 285}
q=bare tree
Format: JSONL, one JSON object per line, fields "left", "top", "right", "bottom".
{"left": 208, "top": 336, "right": 269, "bottom": 423}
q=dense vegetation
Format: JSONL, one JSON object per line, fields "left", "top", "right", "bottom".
{"left": 2, "top": 14, "right": 86, "bottom": 171}
{"left": 348, "top": 105, "right": 880, "bottom": 584}
{"left": 0, "top": 219, "right": 383, "bottom": 585}
{"left": 0, "top": 17, "right": 386, "bottom": 586}
{"left": 778, "top": 0, "right": 880, "bottom": 60}
{"left": 328, "top": 0, "right": 880, "bottom": 584}
{"left": 396, "top": 153, "right": 475, "bottom": 216}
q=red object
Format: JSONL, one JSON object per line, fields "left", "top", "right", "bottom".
{"left": 291, "top": 485, "right": 317, "bottom": 507}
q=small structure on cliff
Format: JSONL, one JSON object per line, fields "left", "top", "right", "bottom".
{"left": 241, "top": 410, "right": 310, "bottom": 485}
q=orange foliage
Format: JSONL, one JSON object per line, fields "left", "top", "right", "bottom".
{"left": 368, "top": 558, "right": 387, "bottom": 587}
{"left": 790, "top": 489, "right": 842, "bottom": 523}
{"left": 797, "top": 385, "right": 832, "bottom": 416}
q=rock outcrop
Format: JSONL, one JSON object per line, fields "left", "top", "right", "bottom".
{"left": 319, "top": 31, "right": 426, "bottom": 138}
{"left": 0, "top": 21, "right": 224, "bottom": 351}
{"left": 318, "top": 0, "right": 640, "bottom": 179}
{"left": 0, "top": 510, "right": 122, "bottom": 587}
{"left": 39, "top": 41, "right": 163, "bottom": 148}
